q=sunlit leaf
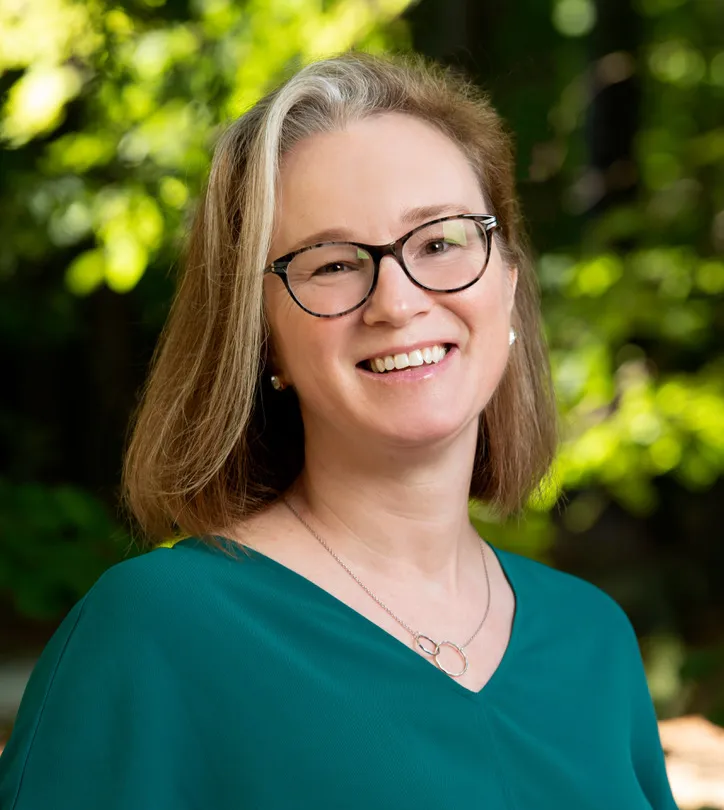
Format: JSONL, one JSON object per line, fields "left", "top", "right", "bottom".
{"left": 65, "top": 249, "right": 105, "bottom": 296}
{"left": 0, "top": 0, "right": 101, "bottom": 71}
{"left": 1, "top": 65, "right": 84, "bottom": 146}
{"left": 552, "top": 0, "right": 596, "bottom": 38}
{"left": 104, "top": 234, "right": 148, "bottom": 293}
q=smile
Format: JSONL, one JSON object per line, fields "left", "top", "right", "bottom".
{"left": 364, "top": 344, "right": 451, "bottom": 374}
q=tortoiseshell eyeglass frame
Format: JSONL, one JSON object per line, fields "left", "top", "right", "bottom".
{"left": 263, "top": 213, "right": 498, "bottom": 318}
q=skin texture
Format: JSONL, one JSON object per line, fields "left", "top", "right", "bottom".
{"left": 238, "top": 113, "right": 519, "bottom": 687}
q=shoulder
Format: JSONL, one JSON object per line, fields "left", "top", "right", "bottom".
{"left": 495, "top": 543, "right": 638, "bottom": 645}
{"left": 78, "top": 537, "right": 245, "bottom": 628}
{"left": 86, "top": 537, "right": 234, "bottom": 597}
{"left": 0, "top": 542, "right": 239, "bottom": 809}
{"left": 14, "top": 539, "right": 247, "bottom": 699}
{"left": 33, "top": 538, "right": 247, "bottom": 662}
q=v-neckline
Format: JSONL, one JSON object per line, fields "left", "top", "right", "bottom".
{"left": 186, "top": 535, "right": 524, "bottom": 701}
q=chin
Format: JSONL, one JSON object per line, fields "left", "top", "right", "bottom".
{"left": 361, "top": 411, "right": 476, "bottom": 449}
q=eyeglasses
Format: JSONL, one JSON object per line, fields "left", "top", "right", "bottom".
{"left": 263, "top": 213, "right": 498, "bottom": 318}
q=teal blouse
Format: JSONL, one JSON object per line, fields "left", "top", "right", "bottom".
{"left": 1, "top": 537, "right": 679, "bottom": 809}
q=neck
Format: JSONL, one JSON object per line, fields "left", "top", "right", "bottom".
{"left": 290, "top": 419, "right": 481, "bottom": 590}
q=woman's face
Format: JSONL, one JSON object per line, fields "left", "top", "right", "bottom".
{"left": 264, "top": 112, "right": 517, "bottom": 451}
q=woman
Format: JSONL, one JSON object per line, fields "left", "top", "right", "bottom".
{"left": 0, "top": 53, "right": 679, "bottom": 809}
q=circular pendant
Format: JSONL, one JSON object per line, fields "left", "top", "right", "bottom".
{"left": 434, "top": 641, "right": 468, "bottom": 677}
{"left": 414, "top": 635, "right": 468, "bottom": 678}
{"left": 415, "top": 634, "right": 439, "bottom": 656}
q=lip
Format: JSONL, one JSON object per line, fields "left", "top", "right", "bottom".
{"left": 357, "top": 340, "right": 457, "bottom": 366}
{"left": 357, "top": 345, "right": 457, "bottom": 381}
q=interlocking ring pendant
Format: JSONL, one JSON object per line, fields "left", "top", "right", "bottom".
{"left": 415, "top": 634, "right": 469, "bottom": 678}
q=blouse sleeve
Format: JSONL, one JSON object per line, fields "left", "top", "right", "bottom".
{"left": 0, "top": 558, "right": 202, "bottom": 810}
{"left": 623, "top": 619, "right": 680, "bottom": 810}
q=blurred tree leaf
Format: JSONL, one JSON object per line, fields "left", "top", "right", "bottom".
{"left": 0, "top": 479, "right": 133, "bottom": 618}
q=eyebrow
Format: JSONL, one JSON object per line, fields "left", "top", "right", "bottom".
{"left": 286, "top": 203, "right": 473, "bottom": 253}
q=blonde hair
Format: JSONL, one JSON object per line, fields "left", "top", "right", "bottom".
{"left": 123, "top": 51, "right": 557, "bottom": 543}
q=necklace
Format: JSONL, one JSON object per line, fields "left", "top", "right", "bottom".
{"left": 283, "top": 498, "right": 492, "bottom": 679}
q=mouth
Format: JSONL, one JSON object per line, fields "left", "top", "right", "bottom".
{"left": 357, "top": 343, "right": 454, "bottom": 374}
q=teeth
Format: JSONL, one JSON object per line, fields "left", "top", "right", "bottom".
{"left": 367, "top": 344, "right": 449, "bottom": 374}
{"left": 409, "top": 350, "right": 424, "bottom": 367}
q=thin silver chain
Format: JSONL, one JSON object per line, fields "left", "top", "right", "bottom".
{"left": 283, "top": 498, "right": 491, "bottom": 653}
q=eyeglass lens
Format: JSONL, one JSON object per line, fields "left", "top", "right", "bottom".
{"left": 285, "top": 218, "right": 489, "bottom": 316}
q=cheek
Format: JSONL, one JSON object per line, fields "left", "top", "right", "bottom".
{"left": 486, "top": 242, "right": 517, "bottom": 310}
{"left": 264, "top": 278, "right": 306, "bottom": 369}
{"left": 467, "top": 272, "right": 513, "bottom": 335}
{"left": 267, "top": 303, "right": 342, "bottom": 387}
{"left": 459, "top": 278, "right": 514, "bottom": 395}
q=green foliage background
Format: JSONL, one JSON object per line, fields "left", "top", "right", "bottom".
{"left": 1, "top": 0, "right": 723, "bottom": 727}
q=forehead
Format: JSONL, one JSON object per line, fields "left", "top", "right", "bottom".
{"left": 272, "top": 113, "right": 485, "bottom": 252}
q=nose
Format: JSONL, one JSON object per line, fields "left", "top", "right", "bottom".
{"left": 361, "top": 254, "right": 433, "bottom": 327}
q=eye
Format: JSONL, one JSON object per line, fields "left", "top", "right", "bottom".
{"left": 313, "top": 262, "right": 357, "bottom": 275}
{"left": 423, "top": 239, "right": 450, "bottom": 254}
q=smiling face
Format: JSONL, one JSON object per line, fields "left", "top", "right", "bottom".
{"left": 264, "top": 113, "right": 517, "bottom": 453}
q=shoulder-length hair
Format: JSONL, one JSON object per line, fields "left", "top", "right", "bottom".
{"left": 123, "top": 51, "right": 557, "bottom": 543}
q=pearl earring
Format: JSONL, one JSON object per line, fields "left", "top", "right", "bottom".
{"left": 509, "top": 328, "right": 517, "bottom": 346}
{"left": 270, "top": 375, "right": 285, "bottom": 391}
